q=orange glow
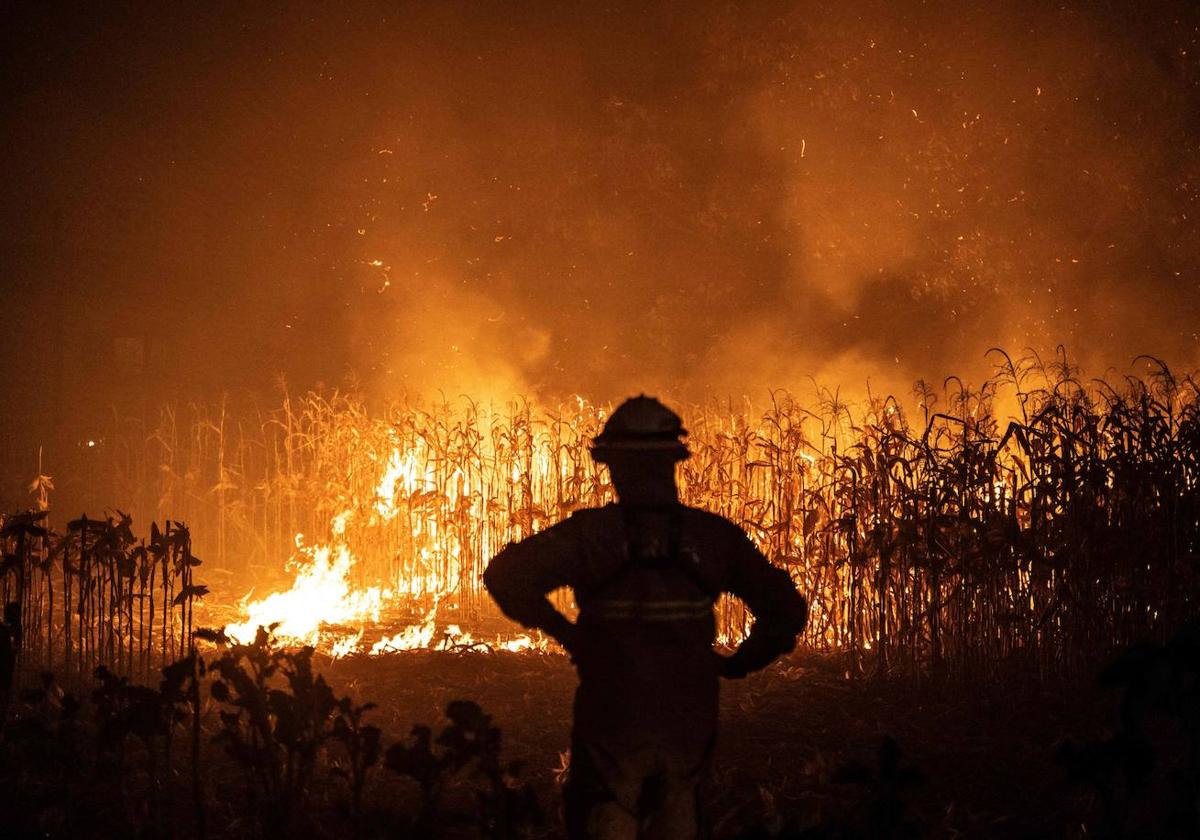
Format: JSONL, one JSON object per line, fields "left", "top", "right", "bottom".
{"left": 222, "top": 423, "right": 555, "bottom": 656}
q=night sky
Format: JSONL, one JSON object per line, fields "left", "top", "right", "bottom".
{"left": 3, "top": 1, "right": 1199, "bottom": 477}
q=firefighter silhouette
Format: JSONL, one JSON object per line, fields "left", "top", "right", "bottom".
{"left": 485, "top": 396, "right": 808, "bottom": 839}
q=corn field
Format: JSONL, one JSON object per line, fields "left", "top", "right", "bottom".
{"left": 50, "top": 350, "right": 1200, "bottom": 680}
{"left": 0, "top": 512, "right": 206, "bottom": 690}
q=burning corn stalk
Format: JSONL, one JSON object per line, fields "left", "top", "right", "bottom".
{"left": 90, "top": 351, "right": 1200, "bottom": 678}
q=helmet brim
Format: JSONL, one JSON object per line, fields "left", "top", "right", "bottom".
{"left": 589, "top": 440, "right": 690, "bottom": 464}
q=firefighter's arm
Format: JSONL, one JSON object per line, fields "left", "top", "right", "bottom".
{"left": 483, "top": 520, "right": 582, "bottom": 653}
{"left": 718, "top": 527, "right": 808, "bottom": 679}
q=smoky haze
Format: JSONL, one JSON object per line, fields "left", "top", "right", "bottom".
{"left": 2, "top": 1, "right": 1199, "bottom": 470}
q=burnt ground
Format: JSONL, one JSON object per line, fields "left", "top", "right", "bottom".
{"left": 316, "top": 651, "right": 1108, "bottom": 838}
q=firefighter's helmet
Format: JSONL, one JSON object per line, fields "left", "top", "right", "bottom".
{"left": 590, "top": 395, "right": 689, "bottom": 463}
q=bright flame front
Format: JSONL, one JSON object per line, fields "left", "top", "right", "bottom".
{"left": 222, "top": 437, "right": 548, "bottom": 657}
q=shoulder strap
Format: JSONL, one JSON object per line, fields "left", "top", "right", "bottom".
{"left": 661, "top": 506, "right": 720, "bottom": 601}
{"left": 581, "top": 504, "right": 717, "bottom": 603}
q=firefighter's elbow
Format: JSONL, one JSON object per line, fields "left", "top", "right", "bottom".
{"left": 481, "top": 553, "right": 511, "bottom": 601}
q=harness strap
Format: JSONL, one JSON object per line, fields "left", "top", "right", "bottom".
{"left": 580, "top": 504, "right": 718, "bottom": 618}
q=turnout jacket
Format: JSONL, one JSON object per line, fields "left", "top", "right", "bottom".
{"left": 483, "top": 503, "right": 808, "bottom": 749}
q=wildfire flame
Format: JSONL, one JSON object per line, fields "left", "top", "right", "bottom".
{"left": 223, "top": 440, "right": 546, "bottom": 656}
{"left": 224, "top": 541, "right": 387, "bottom": 647}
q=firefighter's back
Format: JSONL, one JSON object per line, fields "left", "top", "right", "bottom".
{"left": 568, "top": 502, "right": 746, "bottom": 750}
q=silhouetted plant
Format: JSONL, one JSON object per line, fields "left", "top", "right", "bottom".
{"left": 0, "top": 673, "right": 84, "bottom": 836}
{"left": 386, "top": 720, "right": 441, "bottom": 834}
{"left": 1, "top": 656, "right": 205, "bottom": 837}
{"left": 160, "top": 651, "right": 208, "bottom": 838}
{"left": 91, "top": 662, "right": 176, "bottom": 828}
{"left": 0, "top": 601, "right": 19, "bottom": 724}
{"left": 329, "top": 696, "right": 382, "bottom": 837}
{"left": 207, "top": 624, "right": 340, "bottom": 836}
{"left": 728, "top": 737, "right": 924, "bottom": 839}
{"left": 386, "top": 699, "right": 541, "bottom": 839}
{"left": 1059, "top": 622, "right": 1200, "bottom": 838}
{"left": 1, "top": 509, "right": 205, "bottom": 688}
